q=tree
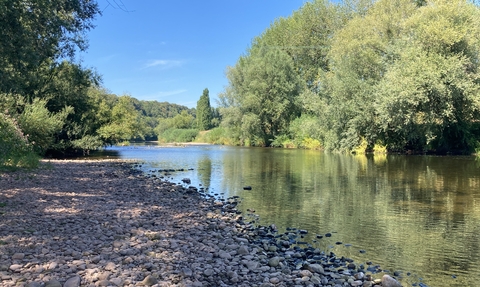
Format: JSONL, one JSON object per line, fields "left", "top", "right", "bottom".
{"left": 196, "top": 88, "right": 213, "bottom": 131}
{"left": 324, "top": 0, "right": 480, "bottom": 153}
{"left": 252, "top": 0, "right": 344, "bottom": 88}
{"left": 97, "top": 95, "right": 147, "bottom": 144}
{"left": 223, "top": 47, "right": 303, "bottom": 146}
{"left": 0, "top": 0, "right": 100, "bottom": 98}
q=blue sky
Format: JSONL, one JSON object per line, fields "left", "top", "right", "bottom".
{"left": 79, "top": 0, "right": 308, "bottom": 108}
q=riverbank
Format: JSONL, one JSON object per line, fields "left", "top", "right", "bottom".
{"left": 0, "top": 160, "right": 398, "bottom": 287}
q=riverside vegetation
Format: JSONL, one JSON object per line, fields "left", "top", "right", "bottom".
{"left": 3, "top": 0, "right": 480, "bottom": 170}
{"left": 0, "top": 160, "right": 405, "bottom": 287}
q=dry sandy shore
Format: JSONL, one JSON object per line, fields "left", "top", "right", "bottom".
{"left": 0, "top": 160, "right": 398, "bottom": 287}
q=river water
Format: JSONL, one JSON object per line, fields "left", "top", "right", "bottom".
{"left": 90, "top": 143, "right": 480, "bottom": 287}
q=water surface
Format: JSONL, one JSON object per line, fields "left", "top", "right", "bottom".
{"left": 90, "top": 144, "right": 480, "bottom": 287}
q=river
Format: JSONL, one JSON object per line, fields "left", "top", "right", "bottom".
{"left": 88, "top": 143, "right": 480, "bottom": 287}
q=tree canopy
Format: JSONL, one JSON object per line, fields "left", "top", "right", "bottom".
{"left": 217, "top": 0, "right": 480, "bottom": 153}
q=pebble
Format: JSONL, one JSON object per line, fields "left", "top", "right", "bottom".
{"left": 0, "top": 160, "right": 396, "bottom": 287}
{"left": 64, "top": 276, "right": 81, "bottom": 287}
{"left": 381, "top": 274, "right": 403, "bottom": 287}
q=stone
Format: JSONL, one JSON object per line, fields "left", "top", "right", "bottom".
{"left": 381, "top": 275, "right": 403, "bottom": 287}
{"left": 219, "top": 251, "right": 232, "bottom": 259}
{"left": 98, "top": 271, "right": 111, "bottom": 281}
{"left": 238, "top": 245, "right": 249, "bottom": 255}
{"left": 12, "top": 253, "right": 25, "bottom": 260}
{"left": 48, "top": 262, "right": 58, "bottom": 270}
{"left": 268, "top": 257, "right": 280, "bottom": 267}
{"left": 355, "top": 272, "right": 365, "bottom": 280}
{"left": 310, "top": 276, "right": 321, "bottom": 285}
{"left": 305, "top": 263, "right": 324, "bottom": 274}
{"left": 26, "top": 282, "right": 42, "bottom": 287}
{"left": 109, "top": 278, "right": 123, "bottom": 286}
{"left": 244, "top": 260, "right": 259, "bottom": 270}
{"left": 299, "top": 270, "right": 312, "bottom": 277}
{"left": 9, "top": 264, "right": 22, "bottom": 271}
{"left": 182, "top": 268, "right": 193, "bottom": 277}
{"left": 203, "top": 268, "right": 214, "bottom": 276}
{"left": 139, "top": 275, "right": 158, "bottom": 286}
{"left": 44, "top": 279, "right": 62, "bottom": 287}
{"left": 95, "top": 280, "right": 110, "bottom": 286}
{"left": 104, "top": 262, "right": 116, "bottom": 271}
{"left": 270, "top": 277, "right": 280, "bottom": 284}
{"left": 64, "top": 276, "right": 81, "bottom": 287}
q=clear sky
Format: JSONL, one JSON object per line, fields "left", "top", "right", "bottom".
{"left": 79, "top": 0, "right": 308, "bottom": 108}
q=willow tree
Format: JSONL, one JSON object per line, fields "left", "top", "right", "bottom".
{"left": 222, "top": 47, "right": 303, "bottom": 146}
{"left": 324, "top": 0, "right": 480, "bottom": 153}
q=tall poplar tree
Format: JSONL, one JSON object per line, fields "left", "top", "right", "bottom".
{"left": 196, "top": 88, "right": 213, "bottom": 131}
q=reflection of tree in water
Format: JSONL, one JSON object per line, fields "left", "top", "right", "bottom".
{"left": 220, "top": 149, "right": 480, "bottom": 286}
{"left": 197, "top": 156, "right": 212, "bottom": 189}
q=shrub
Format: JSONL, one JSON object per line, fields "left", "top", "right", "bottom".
{"left": 0, "top": 113, "right": 39, "bottom": 169}
{"left": 158, "top": 128, "right": 199, "bottom": 143}
{"left": 301, "top": 137, "right": 322, "bottom": 150}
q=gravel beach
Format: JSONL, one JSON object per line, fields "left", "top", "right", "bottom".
{"left": 0, "top": 160, "right": 400, "bottom": 287}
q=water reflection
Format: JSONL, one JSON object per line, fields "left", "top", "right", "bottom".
{"left": 197, "top": 156, "right": 212, "bottom": 189}
{"left": 98, "top": 144, "right": 480, "bottom": 287}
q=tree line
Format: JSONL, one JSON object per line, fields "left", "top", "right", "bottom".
{"left": 0, "top": 0, "right": 221, "bottom": 168}
{"left": 2, "top": 0, "right": 480, "bottom": 168}
{"left": 214, "top": 0, "right": 480, "bottom": 154}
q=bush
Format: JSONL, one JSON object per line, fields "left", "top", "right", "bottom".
{"left": 352, "top": 138, "right": 368, "bottom": 154}
{"left": 0, "top": 113, "right": 39, "bottom": 169}
{"left": 270, "top": 134, "right": 296, "bottom": 148}
{"left": 301, "top": 137, "right": 322, "bottom": 150}
{"left": 158, "top": 128, "right": 199, "bottom": 143}
{"left": 18, "top": 98, "right": 72, "bottom": 154}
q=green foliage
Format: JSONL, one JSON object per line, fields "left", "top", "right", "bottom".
{"left": 154, "top": 110, "right": 195, "bottom": 137}
{"left": 157, "top": 129, "right": 199, "bottom": 143}
{"left": 373, "top": 142, "right": 387, "bottom": 154}
{"left": 97, "top": 95, "right": 147, "bottom": 144}
{"left": 270, "top": 134, "right": 296, "bottom": 148}
{"left": 197, "top": 127, "right": 230, "bottom": 145}
{"left": 71, "top": 135, "right": 104, "bottom": 153}
{"left": 302, "top": 138, "right": 322, "bottom": 150}
{"left": 196, "top": 88, "right": 213, "bottom": 130}
{"left": 222, "top": 46, "right": 303, "bottom": 146}
{"left": 0, "top": 0, "right": 100, "bottom": 96}
{"left": 137, "top": 100, "right": 193, "bottom": 118}
{"left": 18, "top": 98, "right": 72, "bottom": 154}
{"left": 321, "top": 0, "right": 480, "bottom": 153}
{"left": 0, "top": 113, "right": 39, "bottom": 169}
{"left": 252, "top": 0, "right": 345, "bottom": 87}
{"left": 352, "top": 138, "right": 368, "bottom": 154}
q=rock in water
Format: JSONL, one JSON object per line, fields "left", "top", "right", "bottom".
{"left": 381, "top": 274, "right": 403, "bottom": 287}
